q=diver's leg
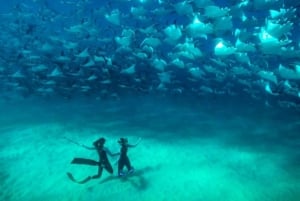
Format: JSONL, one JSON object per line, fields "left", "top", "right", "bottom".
{"left": 118, "top": 158, "right": 125, "bottom": 176}
{"left": 124, "top": 156, "right": 134, "bottom": 173}
{"left": 124, "top": 156, "right": 132, "bottom": 170}
{"left": 92, "top": 165, "right": 103, "bottom": 179}
{"left": 104, "top": 162, "right": 113, "bottom": 174}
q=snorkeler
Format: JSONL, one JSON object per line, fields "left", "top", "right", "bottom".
{"left": 117, "top": 137, "right": 141, "bottom": 177}
{"left": 66, "top": 137, "right": 118, "bottom": 184}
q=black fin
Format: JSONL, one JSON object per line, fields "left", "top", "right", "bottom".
{"left": 67, "top": 172, "right": 92, "bottom": 184}
{"left": 71, "top": 158, "right": 99, "bottom": 166}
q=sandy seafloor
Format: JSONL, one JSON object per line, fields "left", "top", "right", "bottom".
{"left": 0, "top": 95, "right": 299, "bottom": 201}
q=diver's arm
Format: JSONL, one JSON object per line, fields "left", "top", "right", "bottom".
{"left": 81, "top": 144, "right": 95, "bottom": 150}
{"left": 63, "top": 137, "right": 94, "bottom": 149}
{"left": 128, "top": 137, "right": 142, "bottom": 148}
{"left": 104, "top": 147, "right": 120, "bottom": 157}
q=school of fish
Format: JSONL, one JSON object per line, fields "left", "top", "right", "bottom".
{"left": 0, "top": 0, "right": 299, "bottom": 110}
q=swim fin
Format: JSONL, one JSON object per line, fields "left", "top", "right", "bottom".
{"left": 71, "top": 158, "right": 99, "bottom": 166}
{"left": 67, "top": 172, "right": 92, "bottom": 184}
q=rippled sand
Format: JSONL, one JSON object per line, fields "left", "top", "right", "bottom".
{"left": 0, "top": 97, "right": 299, "bottom": 201}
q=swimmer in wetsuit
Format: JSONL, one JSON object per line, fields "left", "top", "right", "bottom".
{"left": 117, "top": 137, "right": 141, "bottom": 177}
{"left": 67, "top": 137, "right": 118, "bottom": 184}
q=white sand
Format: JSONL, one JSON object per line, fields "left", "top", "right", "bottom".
{"left": 0, "top": 124, "right": 299, "bottom": 201}
{"left": 0, "top": 98, "right": 299, "bottom": 201}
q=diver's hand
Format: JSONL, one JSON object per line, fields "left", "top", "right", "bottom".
{"left": 81, "top": 144, "right": 95, "bottom": 150}
{"left": 135, "top": 137, "right": 142, "bottom": 146}
{"left": 128, "top": 137, "right": 142, "bottom": 147}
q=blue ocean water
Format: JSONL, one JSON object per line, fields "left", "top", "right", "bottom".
{"left": 0, "top": 0, "right": 300, "bottom": 201}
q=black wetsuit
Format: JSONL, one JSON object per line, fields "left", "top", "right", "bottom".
{"left": 93, "top": 146, "right": 113, "bottom": 178}
{"left": 68, "top": 145, "right": 113, "bottom": 183}
{"left": 118, "top": 145, "right": 133, "bottom": 175}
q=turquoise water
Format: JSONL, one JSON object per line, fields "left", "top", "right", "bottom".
{"left": 0, "top": 96, "right": 299, "bottom": 201}
{"left": 0, "top": 0, "right": 300, "bottom": 200}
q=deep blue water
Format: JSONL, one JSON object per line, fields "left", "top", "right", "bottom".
{"left": 0, "top": 1, "right": 300, "bottom": 200}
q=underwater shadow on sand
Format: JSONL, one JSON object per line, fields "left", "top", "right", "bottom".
{"left": 98, "top": 166, "right": 157, "bottom": 191}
